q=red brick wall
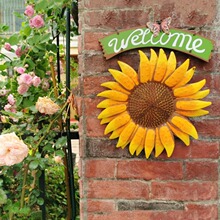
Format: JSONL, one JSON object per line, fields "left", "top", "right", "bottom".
{"left": 77, "top": 0, "right": 219, "bottom": 219}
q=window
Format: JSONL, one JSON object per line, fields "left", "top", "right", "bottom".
{"left": 0, "top": 0, "right": 25, "bottom": 33}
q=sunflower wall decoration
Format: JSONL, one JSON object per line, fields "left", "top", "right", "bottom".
{"left": 97, "top": 49, "right": 211, "bottom": 158}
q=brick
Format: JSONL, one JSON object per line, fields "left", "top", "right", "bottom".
{"left": 84, "top": 0, "right": 217, "bottom": 26}
{"left": 117, "top": 160, "right": 183, "bottom": 180}
{"left": 84, "top": 98, "right": 101, "bottom": 117}
{"left": 83, "top": 10, "right": 149, "bottom": 30}
{"left": 79, "top": 0, "right": 219, "bottom": 219}
{"left": 158, "top": 139, "right": 190, "bottom": 159}
{"left": 195, "top": 119, "right": 220, "bottom": 138}
{"left": 87, "top": 204, "right": 218, "bottom": 220}
{"left": 190, "top": 140, "right": 219, "bottom": 159}
{"left": 212, "top": 73, "right": 220, "bottom": 95}
{"left": 184, "top": 161, "right": 218, "bottom": 181}
{"left": 84, "top": 0, "right": 146, "bottom": 9}
{"left": 185, "top": 203, "right": 218, "bottom": 220}
{"left": 83, "top": 53, "right": 119, "bottom": 74}
{"left": 87, "top": 210, "right": 185, "bottom": 220}
{"left": 83, "top": 75, "right": 112, "bottom": 96}
{"left": 207, "top": 96, "right": 220, "bottom": 116}
{"left": 79, "top": 179, "right": 85, "bottom": 199}
{"left": 87, "top": 180, "right": 150, "bottom": 199}
{"left": 85, "top": 159, "right": 116, "bottom": 178}
{"left": 80, "top": 199, "right": 87, "bottom": 220}
{"left": 86, "top": 138, "right": 131, "bottom": 158}
{"left": 151, "top": 181, "right": 218, "bottom": 201}
{"left": 84, "top": 32, "right": 108, "bottom": 51}
{"left": 87, "top": 199, "right": 115, "bottom": 213}
{"left": 86, "top": 117, "right": 105, "bottom": 137}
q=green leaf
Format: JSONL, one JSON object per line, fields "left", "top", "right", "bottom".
{"left": 0, "top": 188, "right": 7, "bottom": 205}
{"left": 8, "top": 34, "right": 20, "bottom": 45}
{"left": 40, "top": 33, "right": 51, "bottom": 43}
{"left": 46, "top": 43, "right": 57, "bottom": 53}
{"left": 37, "top": 197, "right": 44, "bottom": 206}
{"left": 55, "top": 150, "right": 65, "bottom": 157}
{"left": 55, "top": 136, "right": 67, "bottom": 149}
{"left": 22, "top": 26, "right": 32, "bottom": 36}
{"left": 35, "top": 0, "right": 49, "bottom": 11}
{"left": 18, "top": 207, "right": 31, "bottom": 215}
{"left": 25, "top": 58, "right": 35, "bottom": 70}
{"left": 29, "top": 160, "right": 39, "bottom": 170}
{"left": 0, "top": 64, "right": 7, "bottom": 71}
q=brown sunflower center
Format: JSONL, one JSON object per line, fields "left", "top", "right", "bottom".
{"left": 127, "top": 82, "right": 175, "bottom": 128}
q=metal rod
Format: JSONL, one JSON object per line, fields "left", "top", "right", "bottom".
{"left": 66, "top": 7, "right": 76, "bottom": 220}
{"left": 56, "top": 34, "right": 61, "bottom": 84}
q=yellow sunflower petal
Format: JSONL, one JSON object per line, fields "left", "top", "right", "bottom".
{"left": 136, "top": 137, "right": 145, "bottom": 156}
{"left": 185, "top": 89, "right": 210, "bottom": 99}
{"left": 173, "top": 67, "right": 195, "bottom": 88}
{"left": 118, "top": 61, "right": 139, "bottom": 85}
{"left": 109, "top": 122, "right": 128, "bottom": 139}
{"left": 97, "top": 90, "right": 128, "bottom": 101}
{"left": 154, "top": 128, "right": 164, "bottom": 157}
{"left": 120, "top": 142, "right": 129, "bottom": 149}
{"left": 173, "top": 79, "right": 206, "bottom": 97}
{"left": 170, "top": 114, "right": 198, "bottom": 139}
{"left": 100, "top": 115, "right": 117, "bottom": 124}
{"left": 159, "top": 124, "right": 175, "bottom": 157}
{"left": 165, "top": 59, "right": 190, "bottom": 87}
{"left": 98, "top": 104, "right": 127, "bottom": 119}
{"left": 145, "top": 128, "right": 156, "bottom": 158}
{"left": 167, "top": 122, "right": 190, "bottom": 146}
{"left": 108, "top": 69, "right": 135, "bottom": 90}
{"left": 149, "top": 49, "right": 158, "bottom": 81}
{"left": 97, "top": 99, "right": 127, "bottom": 108}
{"left": 101, "top": 82, "right": 130, "bottom": 95}
{"left": 153, "top": 49, "right": 168, "bottom": 82}
{"left": 117, "top": 120, "right": 136, "bottom": 147}
{"left": 129, "top": 126, "right": 146, "bottom": 155}
{"left": 138, "top": 50, "right": 151, "bottom": 83}
{"left": 118, "top": 124, "right": 139, "bottom": 149}
{"left": 176, "top": 100, "right": 212, "bottom": 110}
{"left": 176, "top": 109, "right": 209, "bottom": 117}
{"left": 162, "top": 51, "right": 176, "bottom": 82}
{"left": 104, "top": 111, "right": 130, "bottom": 135}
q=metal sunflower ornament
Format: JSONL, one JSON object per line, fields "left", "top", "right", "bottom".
{"left": 97, "top": 49, "right": 211, "bottom": 158}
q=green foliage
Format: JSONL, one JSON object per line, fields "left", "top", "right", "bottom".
{"left": 0, "top": 0, "right": 79, "bottom": 219}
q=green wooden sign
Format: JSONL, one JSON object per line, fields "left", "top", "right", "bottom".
{"left": 99, "top": 27, "right": 213, "bottom": 62}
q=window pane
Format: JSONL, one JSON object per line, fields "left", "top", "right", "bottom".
{"left": 0, "top": 0, "right": 25, "bottom": 33}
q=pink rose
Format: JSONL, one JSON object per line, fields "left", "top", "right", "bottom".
{"left": 16, "top": 67, "right": 26, "bottom": 74}
{"left": 24, "top": 5, "right": 34, "bottom": 17}
{"left": 0, "top": 133, "right": 29, "bottom": 166}
{"left": 4, "top": 43, "right": 12, "bottom": 51}
{"left": 15, "top": 47, "right": 28, "bottom": 57}
{"left": 4, "top": 104, "right": 16, "bottom": 113}
{"left": 32, "top": 76, "right": 41, "bottom": 87}
{"left": 35, "top": 97, "right": 60, "bottom": 115}
{"left": 7, "top": 94, "right": 16, "bottom": 106}
{"left": 15, "top": 47, "right": 22, "bottom": 57}
{"left": 17, "top": 84, "right": 29, "bottom": 95}
{"left": 29, "top": 15, "right": 44, "bottom": 28}
{"left": 17, "top": 74, "right": 33, "bottom": 86}
{"left": 54, "top": 156, "right": 63, "bottom": 164}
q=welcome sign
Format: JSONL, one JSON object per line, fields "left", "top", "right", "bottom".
{"left": 99, "top": 27, "right": 213, "bottom": 62}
